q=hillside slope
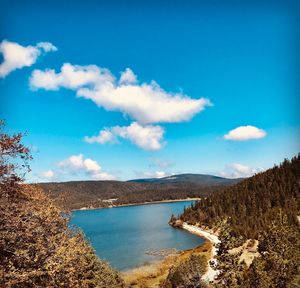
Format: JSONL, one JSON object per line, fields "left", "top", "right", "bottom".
{"left": 128, "top": 173, "right": 242, "bottom": 185}
{"left": 1, "top": 122, "right": 125, "bottom": 288}
{"left": 180, "top": 154, "right": 300, "bottom": 238}
{"left": 38, "top": 174, "right": 240, "bottom": 210}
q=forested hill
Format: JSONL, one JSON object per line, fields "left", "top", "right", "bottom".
{"left": 179, "top": 154, "right": 300, "bottom": 239}
{"left": 128, "top": 173, "right": 241, "bottom": 185}
{"left": 37, "top": 174, "right": 240, "bottom": 210}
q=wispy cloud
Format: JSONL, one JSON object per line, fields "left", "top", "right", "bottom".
{"left": 39, "top": 169, "right": 55, "bottom": 180}
{"left": 149, "top": 157, "right": 175, "bottom": 169}
{"left": 30, "top": 63, "right": 211, "bottom": 124}
{"left": 0, "top": 40, "right": 57, "bottom": 78}
{"left": 84, "top": 122, "right": 165, "bottom": 151}
{"left": 224, "top": 125, "right": 266, "bottom": 141}
{"left": 134, "top": 170, "right": 172, "bottom": 179}
{"left": 220, "top": 163, "right": 264, "bottom": 178}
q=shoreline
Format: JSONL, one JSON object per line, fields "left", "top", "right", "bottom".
{"left": 72, "top": 198, "right": 201, "bottom": 212}
{"left": 181, "top": 222, "right": 220, "bottom": 282}
{"left": 72, "top": 199, "right": 220, "bottom": 284}
{"left": 122, "top": 242, "right": 212, "bottom": 287}
{"left": 122, "top": 223, "right": 219, "bottom": 286}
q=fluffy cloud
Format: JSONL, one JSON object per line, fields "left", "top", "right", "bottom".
{"left": 85, "top": 122, "right": 165, "bottom": 151}
{"left": 224, "top": 125, "right": 266, "bottom": 141}
{"left": 119, "top": 68, "right": 137, "bottom": 84}
{"left": 30, "top": 63, "right": 211, "bottom": 124}
{"left": 220, "top": 163, "right": 264, "bottom": 178}
{"left": 85, "top": 129, "right": 116, "bottom": 144}
{"left": 30, "top": 63, "right": 113, "bottom": 90}
{"left": 58, "top": 154, "right": 115, "bottom": 180}
{"left": 0, "top": 40, "right": 57, "bottom": 78}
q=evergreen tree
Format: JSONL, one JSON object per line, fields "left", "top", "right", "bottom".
{"left": 213, "top": 223, "right": 247, "bottom": 288}
{"left": 246, "top": 210, "right": 300, "bottom": 288}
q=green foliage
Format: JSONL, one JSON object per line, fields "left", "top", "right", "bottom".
{"left": 245, "top": 211, "right": 300, "bottom": 288}
{"left": 213, "top": 223, "right": 247, "bottom": 288}
{"left": 162, "top": 255, "right": 207, "bottom": 288}
{"left": 0, "top": 122, "right": 124, "bottom": 287}
{"left": 211, "top": 212, "right": 300, "bottom": 288}
{"left": 177, "top": 153, "right": 300, "bottom": 288}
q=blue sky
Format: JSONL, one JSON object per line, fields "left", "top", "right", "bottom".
{"left": 1, "top": 0, "right": 299, "bottom": 182}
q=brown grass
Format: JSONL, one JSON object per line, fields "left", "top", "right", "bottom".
{"left": 122, "top": 241, "right": 212, "bottom": 288}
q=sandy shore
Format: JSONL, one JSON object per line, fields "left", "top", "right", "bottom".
{"left": 181, "top": 222, "right": 220, "bottom": 282}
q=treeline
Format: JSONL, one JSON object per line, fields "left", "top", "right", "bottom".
{"left": 175, "top": 155, "right": 300, "bottom": 287}
{"left": 38, "top": 181, "right": 228, "bottom": 210}
{"left": 114, "top": 185, "right": 224, "bottom": 205}
{"left": 212, "top": 213, "right": 300, "bottom": 287}
{"left": 180, "top": 155, "right": 300, "bottom": 238}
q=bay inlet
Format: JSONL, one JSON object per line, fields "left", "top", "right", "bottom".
{"left": 71, "top": 201, "right": 204, "bottom": 271}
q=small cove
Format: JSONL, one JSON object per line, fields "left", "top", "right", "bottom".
{"left": 71, "top": 201, "right": 204, "bottom": 271}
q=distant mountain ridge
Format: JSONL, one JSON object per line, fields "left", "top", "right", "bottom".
{"left": 128, "top": 173, "right": 242, "bottom": 185}
{"left": 38, "top": 174, "right": 242, "bottom": 210}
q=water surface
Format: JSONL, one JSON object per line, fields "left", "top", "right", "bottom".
{"left": 71, "top": 201, "right": 204, "bottom": 271}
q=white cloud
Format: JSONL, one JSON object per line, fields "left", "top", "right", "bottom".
{"left": 40, "top": 169, "right": 55, "bottom": 180}
{"left": 36, "top": 42, "right": 57, "bottom": 52}
{"left": 0, "top": 40, "right": 57, "bottom": 78}
{"left": 135, "top": 170, "right": 171, "bottom": 179}
{"left": 113, "top": 122, "right": 165, "bottom": 150}
{"left": 224, "top": 125, "right": 266, "bottom": 141}
{"left": 119, "top": 68, "right": 137, "bottom": 84}
{"left": 58, "top": 154, "right": 86, "bottom": 171}
{"left": 220, "top": 163, "right": 264, "bottom": 178}
{"left": 85, "top": 122, "right": 165, "bottom": 151}
{"left": 30, "top": 63, "right": 211, "bottom": 124}
{"left": 30, "top": 63, "right": 113, "bottom": 90}
{"left": 58, "top": 154, "right": 115, "bottom": 180}
{"left": 84, "top": 129, "right": 115, "bottom": 144}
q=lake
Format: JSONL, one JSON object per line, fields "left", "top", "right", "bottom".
{"left": 71, "top": 201, "right": 204, "bottom": 271}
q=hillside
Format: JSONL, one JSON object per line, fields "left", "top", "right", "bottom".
{"left": 38, "top": 174, "right": 241, "bottom": 210}
{"left": 128, "top": 173, "right": 241, "bottom": 185}
{"left": 179, "top": 154, "right": 300, "bottom": 238}
{"left": 1, "top": 123, "right": 125, "bottom": 287}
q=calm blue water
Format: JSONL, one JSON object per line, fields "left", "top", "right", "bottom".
{"left": 71, "top": 201, "right": 204, "bottom": 271}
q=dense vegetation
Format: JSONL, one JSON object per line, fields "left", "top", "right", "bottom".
{"left": 212, "top": 212, "right": 300, "bottom": 287}
{"left": 162, "top": 255, "right": 207, "bottom": 288}
{"left": 180, "top": 155, "right": 300, "bottom": 238}
{"left": 175, "top": 155, "right": 300, "bottom": 287}
{"left": 0, "top": 122, "right": 124, "bottom": 287}
{"left": 38, "top": 177, "right": 239, "bottom": 211}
